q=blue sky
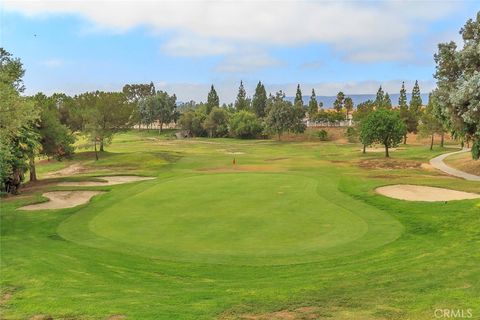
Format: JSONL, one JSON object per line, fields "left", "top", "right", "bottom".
{"left": 1, "top": 0, "right": 479, "bottom": 103}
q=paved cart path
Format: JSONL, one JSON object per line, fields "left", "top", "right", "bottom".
{"left": 430, "top": 149, "right": 480, "bottom": 181}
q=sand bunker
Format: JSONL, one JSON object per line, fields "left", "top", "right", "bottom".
{"left": 376, "top": 184, "right": 480, "bottom": 202}
{"left": 43, "top": 163, "right": 86, "bottom": 178}
{"left": 19, "top": 191, "right": 104, "bottom": 210}
{"left": 57, "top": 176, "right": 154, "bottom": 187}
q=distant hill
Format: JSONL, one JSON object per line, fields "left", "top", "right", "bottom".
{"left": 286, "top": 93, "right": 430, "bottom": 109}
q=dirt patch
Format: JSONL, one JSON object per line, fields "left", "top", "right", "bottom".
{"left": 0, "top": 292, "right": 12, "bottom": 305}
{"left": 198, "top": 165, "right": 283, "bottom": 173}
{"left": 265, "top": 157, "right": 289, "bottom": 162}
{"left": 376, "top": 185, "right": 480, "bottom": 202}
{"left": 226, "top": 152, "right": 245, "bottom": 155}
{"left": 362, "top": 147, "right": 401, "bottom": 153}
{"left": 107, "top": 315, "right": 127, "bottom": 320}
{"left": 57, "top": 176, "right": 155, "bottom": 187}
{"left": 43, "top": 163, "right": 87, "bottom": 178}
{"left": 420, "top": 163, "right": 436, "bottom": 171}
{"left": 29, "top": 315, "right": 53, "bottom": 320}
{"left": 359, "top": 159, "right": 422, "bottom": 170}
{"left": 18, "top": 191, "right": 104, "bottom": 210}
{"left": 221, "top": 307, "right": 383, "bottom": 320}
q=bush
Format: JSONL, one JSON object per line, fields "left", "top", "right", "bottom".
{"left": 345, "top": 127, "right": 358, "bottom": 143}
{"left": 230, "top": 110, "right": 263, "bottom": 139}
{"left": 317, "top": 129, "right": 328, "bottom": 141}
{"left": 204, "top": 107, "right": 229, "bottom": 138}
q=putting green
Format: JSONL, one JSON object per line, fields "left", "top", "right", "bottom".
{"left": 59, "top": 173, "right": 403, "bottom": 265}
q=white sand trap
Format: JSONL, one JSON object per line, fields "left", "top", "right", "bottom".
{"left": 57, "top": 176, "right": 154, "bottom": 187}
{"left": 19, "top": 191, "right": 104, "bottom": 210}
{"left": 376, "top": 184, "right": 480, "bottom": 202}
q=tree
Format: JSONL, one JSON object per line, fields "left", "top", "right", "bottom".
{"left": 28, "top": 93, "right": 75, "bottom": 181}
{"left": 0, "top": 49, "right": 40, "bottom": 193}
{"left": 308, "top": 89, "right": 318, "bottom": 119}
{"left": 252, "top": 81, "right": 267, "bottom": 118}
{"left": 294, "top": 84, "right": 303, "bottom": 107}
{"left": 178, "top": 109, "right": 208, "bottom": 137}
{"left": 353, "top": 100, "right": 375, "bottom": 153}
{"left": 2, "top": 127, "right": 40, "bottom": 193}
{"left": 344, "top": 96, "right": 354, "bottom": 119}
{"left": 375, "top": 86, "right": 385, "bottom": 108}
{"left": 333, "top": 91, "right": 344, "bottom": 113}
{"left": 230, "top": 110, "right": 263, "bottom": 139}
{"left": 122, "top": 82, "right": 155, "bottom": 103}
{"left": 353, "top": 100, "right": 375, "bottom": 123}
{"left": 360, "top": 109, "right": 406, "bottom": 157}
{"left": 0, "top": 48, "right": 25, "bottom": 93}
{"left": 122, "top": 82, "right": 155, "bottom": 128}
{"left": 80, "top": 91, "right": 134, "bottom": 159}
{"left": 434, "top": 13, "right": 480, "bottom": 159}
{"left": 203, "top": 107, "right": 229, "bottom": 137}
{"left": 146, "top": 91, "right": 177, "bottom": 133}
{"left": 235, "top": 80, "right": 249, "bottom": 111}
{"left": 51, "top": 93, "right": 84, "bottom": 132}
{"left": 419, "top": 93, "right": 444, "bottom": 150}
{"left": 398, "top": 81, "right": 409, "bottom": 144}
{"left": 384, "top": 93, "right": 392, "bottom": 109}
{"left": 265, "top": 91, "right": 306, "bottom": 140}
{"left": 206, "top": 85, "right": 219, "bottom": 114}
{"left": 409, "top": 80, "right": 422, "bottom": 132}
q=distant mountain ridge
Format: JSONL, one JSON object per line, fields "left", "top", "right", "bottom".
{"left": 286, "top": 93, "right": 430, "bottom": 109}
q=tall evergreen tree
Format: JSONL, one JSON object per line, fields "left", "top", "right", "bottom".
{"left": 409, "top": 80, "right": 422, "bottom": 133}
{"left": 235, "top": 80, "right": 248, "bottom": 111}
{"left": 308, "top": 89, "right": 318, "bottom": 119}
{"left": 294, "top": 84, "right": 303, "bottom": 106}
{"left": 252, "top": 81, "right": 267, "bottom": 118}
{"left": 410, "top": 80, "right": 422, "bottom": 114}
{"left": 398, "top": 82, "right": 410, "bottom": 144}
{"left": 333, "top": 91, "right": 345, "bottom": 113}
{"left": 384, "top": 93, "right": 392, "bottom": 109}
{"left": 344, "top": 97, "right": 354, "bottom": 119}
{"left": 375, "top": 86, "right": 385, "bottom": 108}
{"left": 206, "top": 85, "right": 219, "bottom": 114}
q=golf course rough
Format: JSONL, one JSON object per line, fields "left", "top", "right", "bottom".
{"left": 58, "top": 172, "right": 403, "bottom": 265}
{"left": 3, "top": 131, "right": 480, "bottom": 319}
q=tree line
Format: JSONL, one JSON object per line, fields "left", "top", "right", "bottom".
{"left": 177, "top": 82, "right": 306, "bottom": 139}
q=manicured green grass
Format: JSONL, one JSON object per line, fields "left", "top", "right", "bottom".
{"left": 1, "top": 131, "right": 479, "bottom": 319}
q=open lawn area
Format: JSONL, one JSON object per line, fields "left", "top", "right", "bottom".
{"left": 1, "top": 131, "right": 479, "bottom": 319}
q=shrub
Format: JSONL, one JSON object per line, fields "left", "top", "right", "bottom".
{"left": 317, "top": 129, "right": 328, "bottom": 141}
{"left": 345, "top": 127, "right": 358, "bottom": 143}
{"left": 230, "top": 110, "right": 263, "bottom": 139}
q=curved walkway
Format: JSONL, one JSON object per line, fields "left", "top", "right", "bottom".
{"left": 430, "top": 148, "right": 480, "bottom": 181}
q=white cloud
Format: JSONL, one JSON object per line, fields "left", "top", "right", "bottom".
{"left": 161, "top": 35, "right": 233, "bottom": 57}
{"left": 216, "top": 51, "right": 281, "bottom": 73}
{"left": 40, "top": 58, "right": 65, "bottom": 68}
{"left": 4, "top": 0, "right": 460, "bottom": 62}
